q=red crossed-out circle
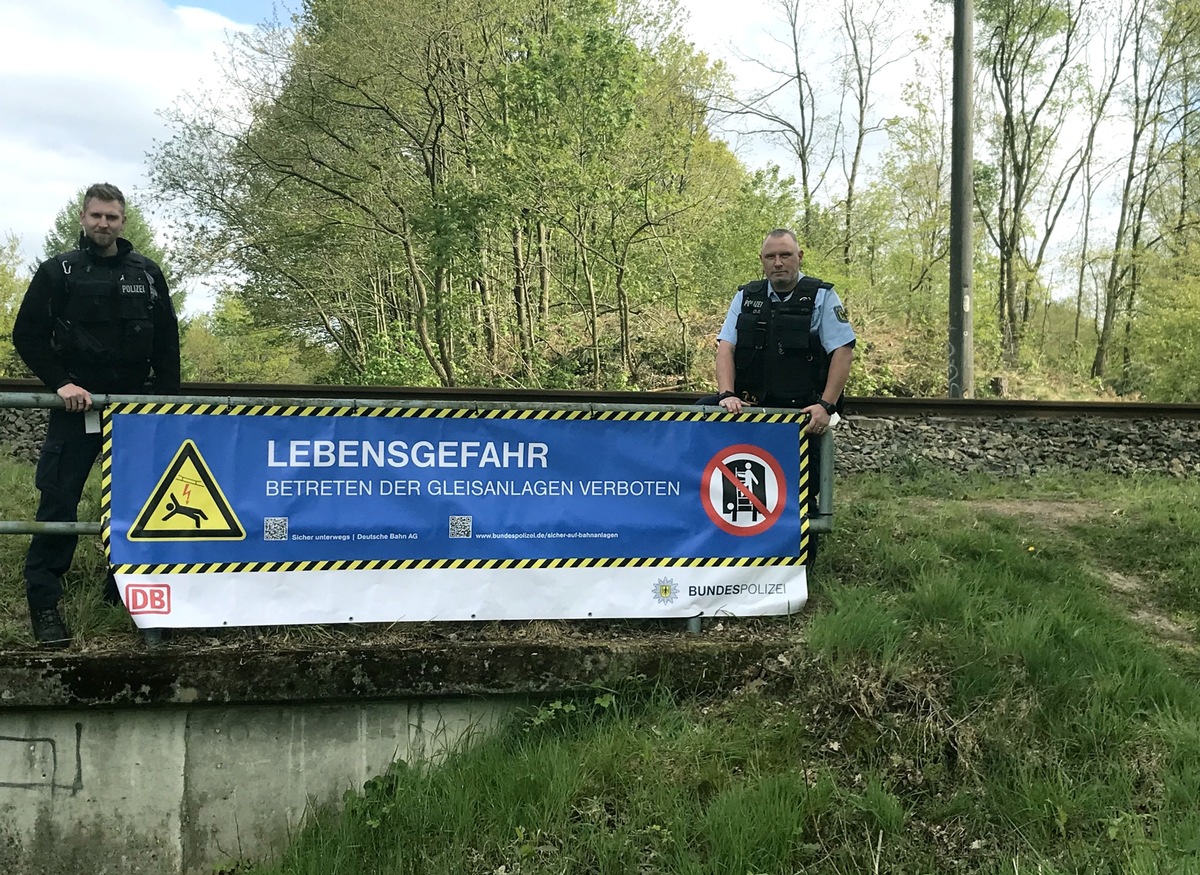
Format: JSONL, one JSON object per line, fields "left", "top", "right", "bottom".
{"left": 701, "top": 444, "right": 787, "bottom": 536}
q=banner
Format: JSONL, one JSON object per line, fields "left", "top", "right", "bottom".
{"left": 102, "top": 404, "right": 813, "bottom": 627}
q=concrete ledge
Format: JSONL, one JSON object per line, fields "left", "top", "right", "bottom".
{"left": 0, "top": 637, "right": 786, "bottom": 709}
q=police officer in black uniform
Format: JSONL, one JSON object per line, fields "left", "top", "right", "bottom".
{"left": 705, "top": 228, "right": 856, "bottom": 561}
{"left": 13, "top": 183, "right": 180, "bottom": 647}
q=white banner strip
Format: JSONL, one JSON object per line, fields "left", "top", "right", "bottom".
{"left": 116, "top": 564, "right": 808, "bottom": 628}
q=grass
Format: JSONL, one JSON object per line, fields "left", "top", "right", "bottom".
{"left": 189, "top": 465, "right": 1199, "bottom": 875}
{"left": 0, "top": 450, "right": 136, "bottom": 648}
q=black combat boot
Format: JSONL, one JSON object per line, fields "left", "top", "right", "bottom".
{"left": 31, "top": 607, "right": 71, "bottom": 648}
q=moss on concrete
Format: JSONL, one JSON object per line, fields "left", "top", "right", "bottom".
{"left": 0, "top": 637, "right": 789, "bottom": 709}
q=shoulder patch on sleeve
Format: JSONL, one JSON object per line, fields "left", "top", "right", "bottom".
{"left": 834, "top": 305, "right": 850, "bottom": 324}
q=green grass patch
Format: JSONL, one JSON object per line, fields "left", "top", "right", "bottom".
{"left": 225, "top": 470, "right": 1200, "bottom": 875}
{"left": 0, "top": 450, "right": 135, "bottom": 648}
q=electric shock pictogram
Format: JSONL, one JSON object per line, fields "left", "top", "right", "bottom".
{"left": 128, "top": 439, "right": 246, "bottom": 541}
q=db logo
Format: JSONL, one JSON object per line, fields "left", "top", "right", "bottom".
{"left": 125, "top": 583, "right": 172, "bottom": 615}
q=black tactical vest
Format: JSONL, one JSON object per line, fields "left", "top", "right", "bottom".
{"left": 52, "top": 249, "right": 159, "bottom": 391}
{"left": 732, "top": 277, "right": 832, "bottom": 407}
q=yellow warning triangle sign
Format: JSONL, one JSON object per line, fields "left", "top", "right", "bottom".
{"left": 128, "top": 439, "right": 246, "bottom": 541}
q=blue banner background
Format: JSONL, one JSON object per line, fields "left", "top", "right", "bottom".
{"left": 107, "top": 411, "right": 803, "bottom": 565}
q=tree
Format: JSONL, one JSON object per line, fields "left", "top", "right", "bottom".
{"left": 976, "top": 0, "right": 1088, "bottom": 365}
{"left": 151, "top": 0, "right": 758, "bottom": 391}
{"left": 719, "top": 0, "right": 838, "bottom": 241}
{"left": 0, "top": 234, "right": 28, "bottom": 375}
{"left": 182, "top": 290, "right": 332, "bottom": 383}
{"left": 1090, "top": 0, "right": 1200, "bottom": 385}
{"left": 854, "top": 80, "right": 954, "bottom": 391}
{"left": 834, "top": 0, "right": 914, "bottom": 266}
{"left": 1131, "top": 243, "right": 1200, "bottom": 400}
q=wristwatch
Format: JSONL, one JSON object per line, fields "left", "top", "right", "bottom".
{"left": 816, "top": 399, "right": 837, "bottom": 416}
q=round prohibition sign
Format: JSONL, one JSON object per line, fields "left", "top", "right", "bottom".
{"left": 701, "top": 443, "right": 787, "bottom": 536}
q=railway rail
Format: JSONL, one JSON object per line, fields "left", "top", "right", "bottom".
{"left": 0, "top": 378, "right": 1195, "bottom": 420}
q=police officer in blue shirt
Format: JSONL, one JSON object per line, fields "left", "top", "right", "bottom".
{"left": 705, "top": 228, "right": 856, "bottom": 565}
{"left": 711, "top": 228, "right": 856, "bottom": 432}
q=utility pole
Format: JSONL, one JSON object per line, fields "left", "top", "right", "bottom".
{"left": 949, "top": 0, "right": 975, "bottom": 398}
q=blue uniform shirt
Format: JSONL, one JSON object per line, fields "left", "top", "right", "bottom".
{"left": 717, "top": 277, "right": 856, "bottom": 353}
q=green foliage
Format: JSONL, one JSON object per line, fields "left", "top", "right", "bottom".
{"left": 125, "top": 0, "right": 1200, "bottom": 400}
{"left": 1127, "top": 245, "right": 1200, "bottom": 402}
{"left": 182, "top": 290, "right": 332, "bottom": 383}
{"left": 0, "top": 235, "right": 28, "bottom": 376}
{"left": 522, "top": 689, "right": 617, "bottom": 732}
{"left": 151, "top": 0, "right": 779, "bottom": 392}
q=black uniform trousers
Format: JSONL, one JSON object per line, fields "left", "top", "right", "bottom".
{"left": 24, "top": 409, "right": 116, "bottom": 609}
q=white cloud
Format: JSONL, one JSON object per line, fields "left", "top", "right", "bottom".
{"left": 0, "top": 0, "right": 254, "bottom": 280}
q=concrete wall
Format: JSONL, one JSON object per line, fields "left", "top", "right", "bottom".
{"left": 0, "top": 636, "right": 777, "bottom": 873}
{"left": 0, "top": 698, "right": 513, "bottom": 874}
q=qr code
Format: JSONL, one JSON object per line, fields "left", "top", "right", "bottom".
{"left": 264, "top": 517, "right": 289, "bottom": 541}
{"left": 448, "top": 516, "right": 472, "bottom": 538}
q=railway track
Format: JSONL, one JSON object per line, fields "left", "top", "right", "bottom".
{"left": 0, "top": 378, "right": 1196, "bottom": 420}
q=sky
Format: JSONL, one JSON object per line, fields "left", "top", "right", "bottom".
{"left": 0, "top": 0, "right": 861, "bottom": 311}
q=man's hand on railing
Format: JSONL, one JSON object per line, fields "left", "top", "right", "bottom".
{"left": 56, "top": 382, "right": 93, "bottom": 412}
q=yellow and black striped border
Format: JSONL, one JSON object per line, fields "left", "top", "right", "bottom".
{"left": 111, "top": 554, "right": 807, "bottom": 576}
{"left": 101, "top": 403, "right": 810, "bottom": 575}
{"left": 798, "top": 433, "right": 812, "bottom": 566}
{"left": 101, "top": 401, "right": 808, "bottom": 423}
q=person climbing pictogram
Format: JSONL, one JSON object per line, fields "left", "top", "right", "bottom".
{"left": 724, "top": 459, "right": 766, "bottom": 522}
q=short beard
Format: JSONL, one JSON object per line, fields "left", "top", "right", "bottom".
{"left": 84, "top": 230, "right": 115, "bottom": 251}
{"left": 771, "top": 275, "right": 800, "bottom": 294}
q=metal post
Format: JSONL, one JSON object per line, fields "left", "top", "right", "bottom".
{"left": 949, "top": 0, "right": 975, "bottom": 398}
{"left": 0, "top": 521, "right": 102, "bottom": 535}
{"left": 809, "top": 430, "right": 835, "bottom": 534}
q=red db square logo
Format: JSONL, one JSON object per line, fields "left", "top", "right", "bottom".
{"left": 126, "top": 583, "right": 172, "bottom": 615}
